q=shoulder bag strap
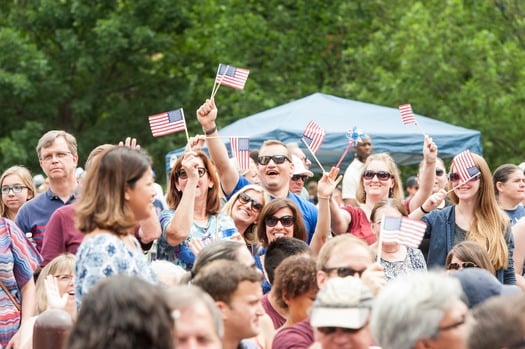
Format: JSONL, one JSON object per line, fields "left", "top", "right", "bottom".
{"left": 0, "top": 279, "right": 21, "bottom": 312}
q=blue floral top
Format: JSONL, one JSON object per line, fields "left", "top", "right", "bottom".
{"left": 157, "top": 209, "right": 237, "bottom": 271}
{"left": 75, "top": 233, "right": 157, "bottom": 308}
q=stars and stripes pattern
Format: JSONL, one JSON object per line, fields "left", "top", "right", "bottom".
{"left": 215, "top": 64, "right": 250, "bottom": 90}
{"left": 399, "top": 104, "right": 417, "bottom": 125}
{"left": 148, "top": 108, "right": 187, "bottom": 137}
{"left": 302, "top": 121, "right": 326, "bottom": 153}
{"left": 230, "top": 137, "right": 250, "bottom": 171}
{"left": 381, "top": 216, "right": 427, "bottom": 248}
{"left": 452, "top": 150, "right": 480, "bottom": 182}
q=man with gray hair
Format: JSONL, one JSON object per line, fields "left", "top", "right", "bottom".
{"left": 370, "top": 271, "right": 470, "bottom": 349}
{"left": 16, "top": 130, "right": 79, "bottom": 252}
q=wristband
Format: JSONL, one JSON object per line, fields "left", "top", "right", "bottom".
{"left": 317, "top": 195, "right": 330, "bottom": 200}
{"left": 203, "top": 125, "right": 217, "bottom": 135}
{"left": 420, "top": 205, "right": 430, "bottom": 214}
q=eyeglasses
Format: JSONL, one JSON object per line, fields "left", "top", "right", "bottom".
{"left": 317, "top": 324, "right": 367, "bottom": 335}
{"left": 176, "top": 167, "right": 207, "bottom": 180}
{"left": 265, "top": 215, "right": 295, "bottom": 227}
{"left": 291, "top": 174, "right": 308, "bottom": 182}
{"left": 321, "top": 266, "right": 366, "bottom": 278}
{"left": 448, "top": 172, "right": 480, "bottom": 183}
{"left": 257, "top": 155, "right": 291, "bottom": 166}
{"left": 446, "top": 262, "right": 478, "bottom": 270}
{"left": 362, "top": 170, "right": 392, "bottom": 181}
{"left": 1, "top": 185, "right": 27, "bottom": 195}
{"left": 238, "top": 192, "right": 263, "bottom": 211}
{"left": 436, "top": 169, "right": 445, "bottom": 176}
{"left": 54, "top": 274, "right": 74, "bottom": 283}
{"left": 40, "top": 151, "right": 72, "bottom": 163}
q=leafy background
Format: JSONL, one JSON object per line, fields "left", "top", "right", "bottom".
{"left": 1, "top": 0, "right": 523, "bottom": 185}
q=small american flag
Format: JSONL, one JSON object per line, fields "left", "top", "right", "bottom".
{"left": 230, "top": 137, "right": 250, "bottom": 171}
{"left": 399, "top": 104, "right": 417, "bottom": 125}
{"left": 148, "top": 108, "right": 187, "bottom": 137}
{"left": 453, "top": 150, "right": 480, "bottom": 182}
{"left": 381, "top": 216, "right": 427, "bottom": 248}
{"left": 215, "top": 64, "right": 250, "bottom": 90}
{"left": 302, "top": 121, "right": 326, "bottom": 153}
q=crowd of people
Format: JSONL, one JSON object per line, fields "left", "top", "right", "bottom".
{"left": 0, "top": 97, "right": 524, "bottom": 349}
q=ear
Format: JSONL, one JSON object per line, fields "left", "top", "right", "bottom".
{"left": 215, "top": 300, "right": 229, "bottom": 321}
{"left": 495, "top": 181, "right": 504, "bottom": 193}
{"left": 316, "top": 270, "right": 328, "bottom": 289}
{"left": 124, "top": 185, "right": 131, "bottom": 201}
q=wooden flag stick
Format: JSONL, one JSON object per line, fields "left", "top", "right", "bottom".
{"left": 301, "top": 138, "right": 326, "bottom": 173}
{"left": 211, "top": 65, "right": 231, "bottom": 99}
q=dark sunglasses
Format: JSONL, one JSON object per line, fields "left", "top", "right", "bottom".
{"left": 291, "top": 174, "right": 309, "bottom": 182}
{"left": 237, "top": 192, "right": 263, "bottom": 211}
{"left": 448, "top": 172, "right": 480, "bottom": 183}
{"left": 436, "top": 169, "right": 445, "bottom": 177}
{"left": 176, "top": 167, "right": 207, "bottom": 180}
{"left": 362, "top": 170, "right": 392, "bottom": 181}
{"left": 257, "top": 155, "right": 291, "bottom": 166}
{"left": 265, "top": 215, "right": 295, "bottom": 227}
{"left": 317, "top": 325, "right": 366, "bottom": 335}
{"left": 322, "top": 266, "right": 366, "bottom": 278}
{"left": 446, "top": 262, "right": 478, "bottom": 270}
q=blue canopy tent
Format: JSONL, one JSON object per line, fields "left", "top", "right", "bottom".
{"left": 166, "top": 93, "right": 482, "bottom": 174}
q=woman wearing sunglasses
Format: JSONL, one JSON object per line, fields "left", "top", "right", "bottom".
{"left": 444, "top": 241, "right": 494, "bottom": 274}
{"left": 331, "top": 152, "right": 404, "bottom": 245}
{"left": 221, "top": 184, "right": 270, "bottom": 254}
{"left": 417, "top": 153, "right": 516, "bottom": 285}
{"left": 157, "top": 150, "right": 237, "bottom": 271}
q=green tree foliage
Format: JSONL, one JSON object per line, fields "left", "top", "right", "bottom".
{"left": 0, "top": 0, "right": 524, "bottom": 181}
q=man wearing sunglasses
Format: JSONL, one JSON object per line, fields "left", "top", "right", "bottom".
{"left": 197, "top": 99, "right": 318, "bottom": 242}
{"left": 272, "top": 235, "right": 385, "bottom": 349}
{"left": 289, "top": 155, "right": 313, "bottom": 199}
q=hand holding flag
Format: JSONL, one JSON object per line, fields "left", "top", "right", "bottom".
{"left": 211, "top": 63, "right": 250, "bottom": 98}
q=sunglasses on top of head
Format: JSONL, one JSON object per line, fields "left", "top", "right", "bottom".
{"left": 257, "top": 155, "right": 291, "bottom": 166}
{"left": 176, "top": 167, "right": 207, "bottom": 180}
{"left": 362, "top": 170, "right": 392, "bottom": 181}
{"left": 264, "top": 215, "right": 295, "bottom": 227}
{"left": 237, "top": 192, "right": 263, "bottom": 211}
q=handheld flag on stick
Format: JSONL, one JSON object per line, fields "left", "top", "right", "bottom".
{"left": 447, "top": 150, "right": 481, "bottom": 193}
{"left": 148, "top": 108, "right": 189, "bottom": 143}
{"left": 230, "top": 137, "right": 251, "bottom": 172}
{"left": 211, "top": 64, "right": 250, "bottom": 98}
{"left": 335, "top": 127, "right": 365, "bottom": 169}
{"left": 399, "top": 103, "right": 426, "bottom": 136}
{"left": 301, "top": 121, "right": 326, "bottom": 173}
{"left": 376, "top": 216, "right": 427, "bottom": 262}
{"left": 302, "top": 121, "right": 326, "bottom": 154}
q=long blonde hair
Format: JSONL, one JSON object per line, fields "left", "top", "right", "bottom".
{"left": 449, "top": 153, "right": 509, "bottom": 270}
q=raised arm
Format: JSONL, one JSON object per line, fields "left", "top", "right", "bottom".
{"left": 409, "top": 189, "right": 447, "bottom": 220}
{"left": 196, "top": 98, "right": 240, "bottom": 196}
{"left": 408, "top": 135, "right": 437, "bottom": 213}
{"left": 310, "top": 167, "right": 341, "bottom": 255}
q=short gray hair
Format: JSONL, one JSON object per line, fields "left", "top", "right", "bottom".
{"left": 370, "top": 271, "right": 464, "bottom": 349}
{"left": 36, "top": 130, "right": 78, "bottom": 158}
